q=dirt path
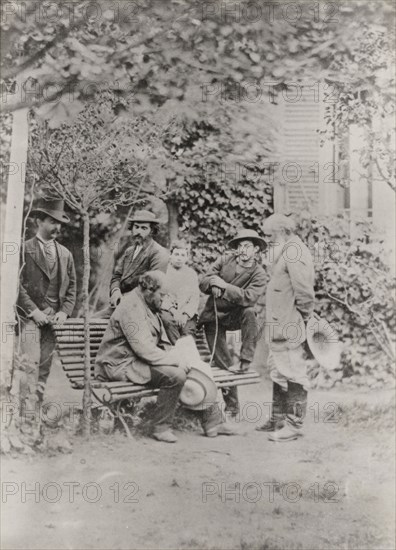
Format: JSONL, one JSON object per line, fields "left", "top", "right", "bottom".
{"left": 1, "top": 365, "right": 395, "bottom": 550}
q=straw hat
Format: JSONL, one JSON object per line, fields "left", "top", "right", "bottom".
{"left": 180, "top": 360, "right": 218, "bottom": 410}
{"left": 306, "top": 315, "right": 342, "bottom": 371}
{"left": 175, "top": 336, "right": 218, "bottom": 410}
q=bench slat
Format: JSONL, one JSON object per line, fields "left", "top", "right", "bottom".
{"left": 55, "top": 318, "right": 260, "bottom": 405}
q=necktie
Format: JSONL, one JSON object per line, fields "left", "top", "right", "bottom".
{"left": 43, "top": 240, "right": 56, "bottom": 270}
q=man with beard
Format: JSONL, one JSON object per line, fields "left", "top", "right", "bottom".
{"left": 17, "top": 198, "right": 76, "bottom": 404}
{"left": 199, "top": 229, "right": 267, "bottom": 416}
{"left": 96, "top": 271, "right": 235, "bottom": 442}
{"left": 256, "top": 214, "right": 315, "bottom": 442}
{"left": 161, "top": 239, "right": 200, "bottom": 344}
{"left": 109, "top": 210, "right": 168, "bottom": 309}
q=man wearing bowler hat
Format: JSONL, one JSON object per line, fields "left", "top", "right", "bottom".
{"left": 199, "top": 228, "right": 267, "bottom": 416}
{"left": 109, "top": 210, "right": 169, "bottom": 309}
{"left": 17, "top": 198, "right": 76, "bottom": 404}
{"left": 256, "top": 213, "right": 315, "bottom": 442}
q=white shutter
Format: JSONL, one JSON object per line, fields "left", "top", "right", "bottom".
{"left": 276, "top": 85, "right": 333, "bottom": 214}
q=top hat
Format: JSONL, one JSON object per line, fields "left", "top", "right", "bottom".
{"left": 306, "top": 315, "right": 342, "bottom": 371}
{"left": 175, "top": 336, "right": 218, "bottom": 410}
{"left": 228, "top": 228, "right": 266, "bottom": 251}
{"left": 30, "top": 198, "right": 70, "bottom": 224}
{"left": 128, "top": 210, "right": 161, "bottom": 224}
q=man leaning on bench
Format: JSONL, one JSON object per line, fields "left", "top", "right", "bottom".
{"left": 19, "top": 201, "right": 315, "bottom": 444}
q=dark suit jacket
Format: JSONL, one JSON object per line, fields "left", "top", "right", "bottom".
{"left": 95, "top": 288, "right": 179, "bottom": 384}
{"left": 110, "top": 238, "right": 169, "bottom": 295}
{"left": 17, "top": 236, "right": 77, "bottom": 318}
{"left": 199, "top": 253, "right": 267, "bottom": 324}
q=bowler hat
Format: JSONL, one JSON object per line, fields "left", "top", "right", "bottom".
{"left": 228, "top": 228, "right": 266, "bottom": 251}
{"left": 306, "top": 315, "right": 342, "bottom": 371}
{"left": 30, "top": 198, "right": 70, "bottom": 224}
{"left": 128, "top": 210, "right": 161, "bottom": 224}
{"left": 175, "top": 336, "right": 218, "bottom": 410}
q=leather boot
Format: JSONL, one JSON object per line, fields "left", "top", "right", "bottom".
{"left": 268, "top": 382, "right": 307, "bottom": 442}
{"left": 256, "top": 383, "right": 287, "bottom": 432}
{"left": 285, "top": 382, "right": 308, "bottom": 429}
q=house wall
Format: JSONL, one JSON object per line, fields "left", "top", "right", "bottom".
{"left": 274, "top": 86, "right": 395, "bottom": 262}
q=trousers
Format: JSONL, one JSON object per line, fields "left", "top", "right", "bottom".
{"left": 160, "top": 311, "right": 198, "bottom": 345}
{"left": 203, "top": 306, "right": 258, "bottom": 414}
{"left": 18, "top": 319, "right": 56, "bottom": 402}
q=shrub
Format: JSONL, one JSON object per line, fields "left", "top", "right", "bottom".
{"left": 296, "top": 213, "right": 395, "bottom": 388}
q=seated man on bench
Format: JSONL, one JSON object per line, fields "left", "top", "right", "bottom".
{"left": 95, "top": 271, "right": 234, "bottom": 443}
{"left": 199, "top": 229, "right": 267, "bottom": 416}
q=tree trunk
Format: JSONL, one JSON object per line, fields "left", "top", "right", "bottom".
{"left": 82, "top": 212, "right": 91, "bottom": 436}
{"left": 167, "top": 200, "right": 179, "bottom": 243}
{"left": 1, "top": 108, "right": 29, "bottom": 388}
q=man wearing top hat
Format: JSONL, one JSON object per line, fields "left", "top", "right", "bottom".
{"left": 17, "top": 198, "right": 76, "bottom": 403}
{"left": 199, "top": 229, "right": 267, "bottom": 416}
{"left": 109, "top": 210, "right": 169, "bottom": 309}
{"left": 256, "top": 213, "right": 315, "bottom": 442}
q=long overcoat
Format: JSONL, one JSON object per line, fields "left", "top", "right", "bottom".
{"left": 95, "top": 288, "right": 179, "bottom": 384}
{"left": 266, "top": 236, "right": 315, "bottom": 351}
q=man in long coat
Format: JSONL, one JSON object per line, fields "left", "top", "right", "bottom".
{"left": 199, "top": 229, "right": 267, "bottom": 415}
{"left": 96, "top": 271, "right": 234, "bottom": 442}
{"left": 256, "top": 214, "right": 315, "bottom": 442}
{"left": 17, "top": 198, "right": 76, "bottom": 403}
{"left": 109, "top": 210, "right": 168, "bottom": 309}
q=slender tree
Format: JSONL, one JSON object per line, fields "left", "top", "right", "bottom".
{"left": 29, "top": 94, "right": 170, "bottom": 434}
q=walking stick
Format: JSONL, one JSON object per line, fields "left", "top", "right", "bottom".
{"left": 208, "top": 296, "right": 219, "bottom": 368}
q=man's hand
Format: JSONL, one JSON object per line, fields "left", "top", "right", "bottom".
{"left": 110, "top": 289, "right": 122, "bottom": 308}
{"left": 178, "top": 358, "right": 192, "bottom": 375}
{"left": 31, "top": 309, "right": 49, "bottom": 327}
{"left": 173, "top": 311, "right": 187, "bottom": 328}
{"left": 209, "top": 275, "right": 227, "bottom": 290}
{"left": 52, "top": 311, "right": 68, "bottom": 325}
{"left": 211, "top": 286, "right": 223, "bottom": 299}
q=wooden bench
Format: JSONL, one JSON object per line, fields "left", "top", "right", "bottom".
{"left": 53, "top": 318, "right": 261, "bottom": 433}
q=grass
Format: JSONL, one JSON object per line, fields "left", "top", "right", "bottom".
{"left": 338, "top": 398, "right": 395, "bottom": 429}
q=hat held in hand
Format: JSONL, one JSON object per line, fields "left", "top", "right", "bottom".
{"left": 176, "top": 336, "right": 218, "bottom": 410}
{"left": 306, "top": 314, "right": 342, "bottom": 371}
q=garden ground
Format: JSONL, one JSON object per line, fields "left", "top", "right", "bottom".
{"left": 1, "top": 361, "right": 395, "bottom": 550}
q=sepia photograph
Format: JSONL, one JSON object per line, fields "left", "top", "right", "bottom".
{"left": 0, "top": 1, "right": 395, "bottom": 549}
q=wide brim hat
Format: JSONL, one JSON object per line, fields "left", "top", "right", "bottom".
{"left": 30, "top": 198, "right": 70, "bottom": 224}
{"left": 175, "top": 336, "right": 218, "bottom": 410}
{"left": 228, "top": 228, "right": 266, "bottom": 251}
{"left": 128, "top": 209, "right": 161, "bottom": 224}
{"left": 306, "top": 315, "right": 342, "bottom": 371}
{"left": 179, "top": 360, "right": 218, "bottom": 410}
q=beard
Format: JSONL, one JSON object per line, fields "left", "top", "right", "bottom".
{"left": 132, "top": 234, "right": 151, "bottom": 246}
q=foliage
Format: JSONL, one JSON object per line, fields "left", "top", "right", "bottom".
{"left": 322, "top": 2, "right": 395, "bottom": 191}
{"left": 296, "top": 213, "right": 395, "bottom": 388}
{"left": 2, "top": 0, "right": 394, "bottom": 121}
{"left": 28, "top": 91, "right": 171, "bottom": 213}
{"left": 157, "top": 97, "right": 277, "bottom": 267}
